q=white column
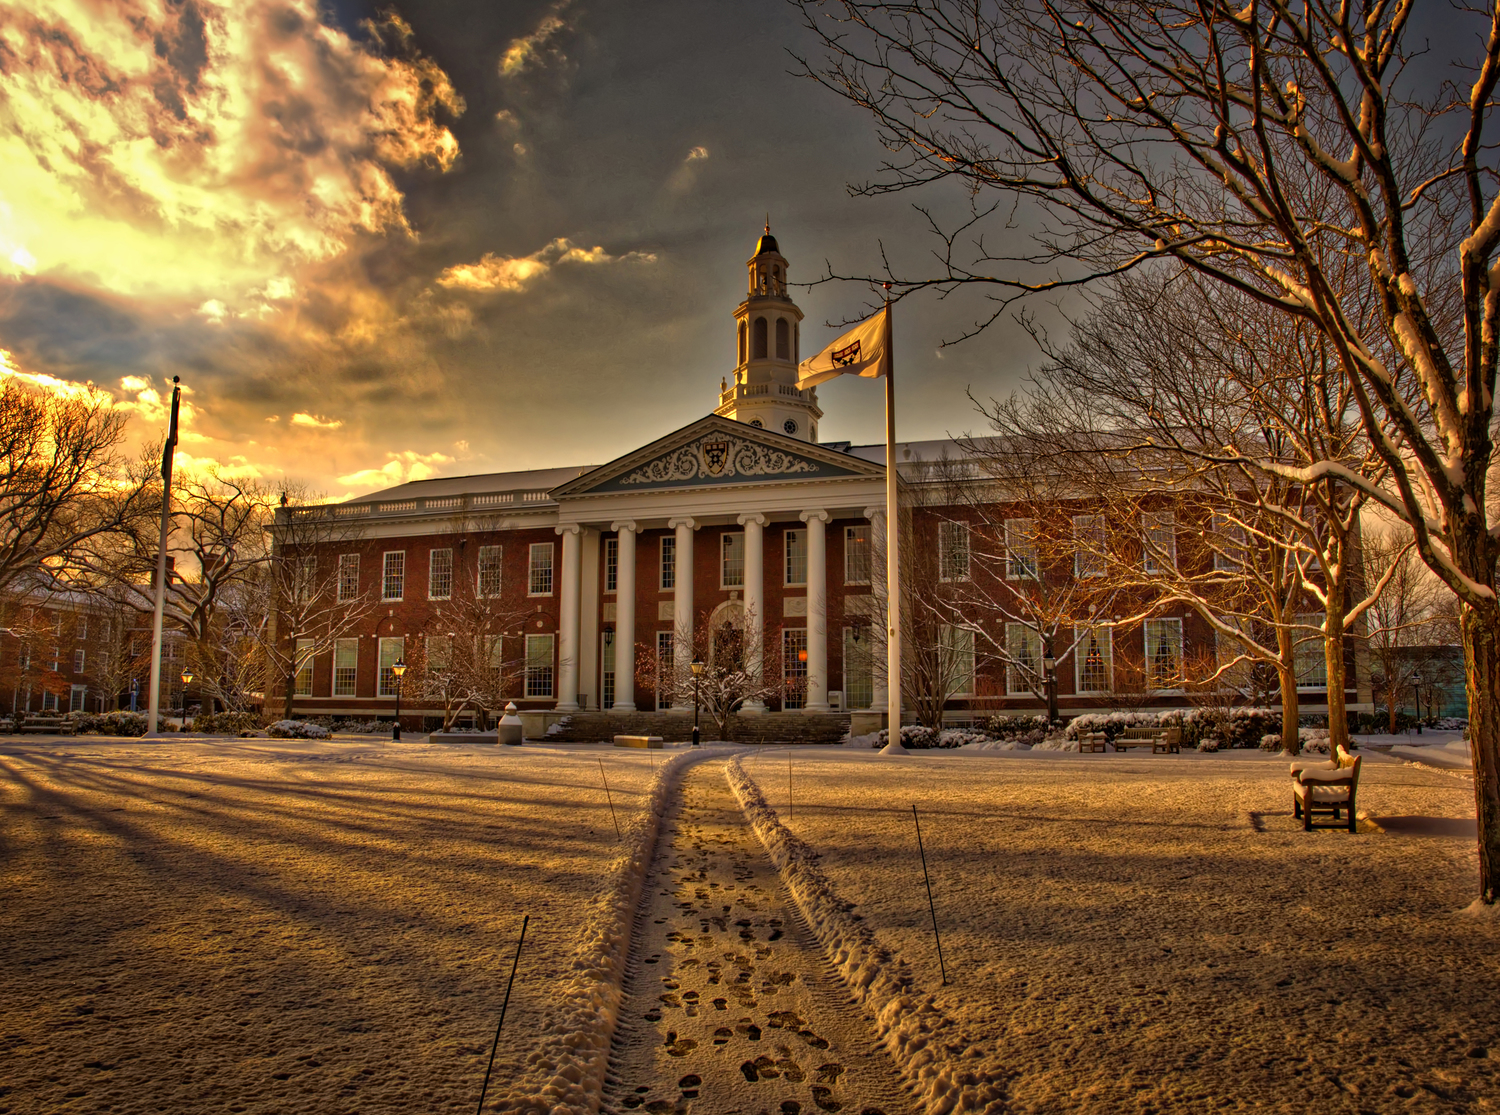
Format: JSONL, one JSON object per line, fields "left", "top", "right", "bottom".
{"left": 555, "top": 524, "right": 581, "bottom": 711}
{"left": 610, "top": 521, "right": 638, "bottom": 713}
{"left": 800, "top": 510, "right": 829, "bottom": 712}
{"left": 669, "top": 517, "right": 696, "bottom": 712}
{"left": 739, "top": 512, "right": 766, "bottom": 714}
{"left": 864, "top": 505, "right": 889, "bottom": 716}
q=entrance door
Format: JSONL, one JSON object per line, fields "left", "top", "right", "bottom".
{"left": 601, "top": 631, "right": 616, "bottom": 710}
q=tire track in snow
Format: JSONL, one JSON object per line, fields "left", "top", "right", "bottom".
{"left": 603, "top": 760, "right": 913, "bottom": 1115}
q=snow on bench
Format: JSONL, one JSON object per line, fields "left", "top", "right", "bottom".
{"left": 1291, "top": 745, "right": 1362, "bottom": 833}
{"left": 614, "top": 735, "right": 664, "bottom": 749}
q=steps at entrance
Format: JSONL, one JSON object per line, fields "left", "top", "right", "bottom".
{"left": 543, "top": 710, "right": 851, "bottom": 744}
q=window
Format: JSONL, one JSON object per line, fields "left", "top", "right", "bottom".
{"left": 1075, "top": 626, "right": 1113, "bottom": 693}
{"left": 50, "top": 646, "right": 60, "bottom": 671}
{"left": 1211, "top": 513, "right": 1249, "bottom": 572}
{"left": 738, "top": 321, "right": 747, "bottom": 364}
{"left": 484, "top": 635, "right": 504, "bottom": 670}
{"left": 1073, "top": 514, "right": 1106, "bottom": 579}
{"left": 776, "top": 318, "right": 790, "bottom": 359}
{"left": 73, "top": 649, "right": 85, "bottom": 673}
{"left": 70, "top": 684, "right": 87, "bottom": 713}
{"left": 753, "top": 316, "right": 768, "bottom": 359}
{"left": 941, "top": 625, "right": 976, "bottom": 695}
{"left": 294, "top": 638, "right": 314, "bottom": 697}
{"left": 382, "top": 551, "right": 405, "bottom": 601}
{"left": 1142, "top": 512, "right": 1177, "bottom": 573}
{"left": 294, "top": 555, "right": 317, "bottom": 604}
{"left": 378, "top": 637, "right": 404, "bottom": 697}
{"left": 939, "top": 520, "right": 970, "bottom": 581}
{"left": 424, "top": 635, "right": 452, "bottom": 673}
{"left": 783, "top": 628, "right": 808, "bottom": 709}
{"left": 842, "top": 626, "right": 874, "bottom": 709}
{"left": 17, "top": 642, "right": 29, "bottom": 670}
{"left": 1145, "top": 619, "right": 1184, "bottom": 690}
{"left": 528, "top": 543, "right": 554, "bottom": 596}
{"left": 605, "top": 537, "right": 619, "bottom": 593}
{"left": 1005, "top": 518, "right": 1039, "bottom": 580}
{"left": 429, "top": 548, "right": 453, "bottom": 600}
{"left": 334, "top": 638, "right": 359, "bottom": 696}
{"left": 656, "top": 630, "right": 675, "bottom": 711}
{"left": 721, "top": 532, "right": 745, "bottom": 588}
{"left": 1295, "top": 613, "right": 1328, "bottom": 688}
{"left": 602, "top": 630, "right": 616, "bottom": 709}
{"left": 76, "top": 616, "right": 87, "bottom": 640}
{"left": 784, "top": 528, "right": 807, "bottom": 586}
{"left": 525, "top": 634, "right": 555, "bottom": 697}
{"left": 42, "top": 690, "right": 57, "bottom": 712}
{"left": 338, "top": 554, "right": 360, "bottom": 601}
{"left": 660, "top": 536, "right": 676, "bottom": 590}
{"left": 1215, "top": 619, "right": 1254, "bottom": 692}
{"left": 845, "top": 525, "right": 871, "bottom": 584}
{"left": 478, "top": 545, "right": 503, "bottom": 597}
{"left": 1006, "top": 623, "right": 1043, "bottom": 695}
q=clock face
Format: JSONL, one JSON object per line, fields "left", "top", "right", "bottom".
{"left": 750, "top": 418, "right": 764, "bottom": 428}
{"left": 783, "top": 418, "right": 798, "bottom": 435}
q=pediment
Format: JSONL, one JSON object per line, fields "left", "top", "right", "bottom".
{"left": 552, "top": 416, "right": 881, "bottom": 498}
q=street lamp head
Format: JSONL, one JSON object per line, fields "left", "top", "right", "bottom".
{"left": 691, "top": 656, "right": 705, "bottom": 678}
{"left": 392, "top": 659, "right": 407, "bottom": 678}
{"left": 180, "top": 669, "right": 194, "bottom": 685}
{"left": 1042, "top": 655, "right": 1057, "bottom": 671}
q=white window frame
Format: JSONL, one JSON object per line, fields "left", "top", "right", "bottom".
{"left": 656, "top": 630, "right": 675, "bottom": 710}
{"left": 428, "top": 548, "right": 453, "bottom": 601}
{"left": 782, "top": 627, "right": 808, "bottom": 709}
{"left": 73, "top": 648, "right": 85, "bottom": 673}
{"left": 1295, "top": 613, "right": 1328, "bottom": 689}
{"left": 842, "top": 625, "right": 874, "bottom": 709}
{"left": 294, "top": 638, "right": 315, "bottom": 697}
{"left": 525, "top": 633, "right": 555, "bottom": 698}
{"left": 941, "top": 624, "right": 976, "bottom": 696}
{"left": 1144, "top": 618, "right": 1184, "bottom": 692}
{"left": 382, "top": 551, "right": 405, "bottom": 602}
{"left": 660, "top": 535, "right": 676, "bottom": 591}
{"left": 378, "top": 636, "right": 405, "bottom": 697}
{"left": 1211, "top": 513, "right": 1249, "bottom": 572}
{"left": 294, "top": 555, "right": 318, "bottom": 604}
{"left": 478, "top": 545, "right": 503, "bottom": 598}
{"left": 76, "top": 615, "right": 87, "bottom": 640}
{"left": 605, "top": 537, "right": 619, "bottom": 593}
{"left": 334, "top": 638, "right": 359, "bottom": 697}
{"left": 528, "top": 543, "right": 554, "bottom": 597}
{"left": 70, "top": 684, "right": 87, "bottom": 713}
{"left": 1074, "top": 626, "right": 1113, "bottom": 693}
{"left": 721, "top": 532, "right": 745, "bottom": 589}
{"left": 784, "top": 528, "right": 808, "bottom": 587}
{"left": 1142, "top": 512, "right": 1177, "bottom": 574}
{"left": 939, "top": 520, "right": 971, "bottom": 582}
{"left": 338, "top": 554, "right": 360, "bottom": 601}
{"left": 1004, "top": 518, "right": 1039, "bottom": 580}
{"left": 1072, "top": 514, "right": 1106, "bottom": 579}
{"left": 844, "top": 525, "right": 871, "bottom": 585}
{"left": 1005, "top": 623, "right": 1043, "bottom": 695}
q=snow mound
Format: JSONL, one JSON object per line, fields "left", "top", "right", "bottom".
{"left": 725, "top": 757, "right": 1004, "bottom": 1115}
{"left": 844, "top": 731, "right": 883, "bottom": 748}
{"left": 495, "top": 747, "right": 708, "bottom": 1114}
{"left": 1459, "top": 897, "right": 1500, "bottom": 920}
{"left": 878, "top": 739, "right": 909, "bottom": 755}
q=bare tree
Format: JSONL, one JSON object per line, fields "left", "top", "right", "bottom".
{"left": 642, "top": 608, "right": 789, "bottom": 739}
{"left": 795, "top": 0, "right": 1500, "bottom": 900}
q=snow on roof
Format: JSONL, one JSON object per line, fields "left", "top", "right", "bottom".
{"left": 343, "top": 464, "right": 597, "bottom": 505}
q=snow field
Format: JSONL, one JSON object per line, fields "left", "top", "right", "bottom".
{"left": 733, "top": 749, "right": 1499, "bottom": 1113}
{"left": 726, "top": 755, "right": 1004, "bottom": 1115}
{"left": 0, "top": 738, "right": 694, "bottom": 1115}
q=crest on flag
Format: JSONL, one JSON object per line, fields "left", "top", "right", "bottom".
{"left": 701, "top": 440, "right": 730, "bottom": 475}
{"left": 832, "top": 339, "right": 861, "bottom": 366}
{"left": 796, "top": 306, "right": 889, "bottom": 389}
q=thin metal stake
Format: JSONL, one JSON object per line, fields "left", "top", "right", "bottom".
{"left": 599, "top": 758, "right": 621, "bottom": 839}
{"left": 912, "top": 803, "right": 948, "bottom": 986}
{"left": 476, "top": 914, "right": 528, "bottom": 1115}
{"left": 787, "top": 751, "right": 793, "bottom": 821}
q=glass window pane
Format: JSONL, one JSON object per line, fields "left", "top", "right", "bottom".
{"left": 845, "top": 525, "right": 871, "bottom": 584}
{"left": 334, "top": 638, "right": 359, "bottom": 696}
{"left": 338, "top": 554, "right": 360, "bottom": 601}
{"left": 382, "top": 552, "right": 405, "bottom": 601}
{"left": 785, "top": 529, "right": 807, "bottom": 586}
{"left": 294, "top": 638, "right": 314, "bottom": 696}
{"left": 1075, "top": 626, "right": 1112, "bottom": 693}
{"left": 660, "top": 536, "right": 676, "bottom": 590}
{"left": 529, "top": 543, "right": 554, "bottom": 595}
{"left": 721, "top": 533, "right": 745, "bottom": 588}
{"left": 1145, "top": 619, "right": 1183, "bottom": 690}
{"left": 429, "top": 549, "right": 453, "bottom": 600}
{"left": 378, "top": 636, "right": 404, "bottom": 696}
{"left": 478, "top": 545, "right": 503, "bottom": 597}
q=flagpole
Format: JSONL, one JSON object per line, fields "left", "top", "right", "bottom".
{"left": 146, "top": 377, "right": 181, "bottom": 735}
{"left": 882, "top": 292, "right": 901, "bottom": 737}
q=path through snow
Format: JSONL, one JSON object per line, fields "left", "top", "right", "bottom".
{"left": 603, "top": 760, "right": 912, "bottom": 1115}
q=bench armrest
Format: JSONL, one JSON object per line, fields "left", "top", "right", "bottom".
{"left": 1297, "top": 767, "right": 1354, "bottom": 786}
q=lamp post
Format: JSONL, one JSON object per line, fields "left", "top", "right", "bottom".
{"left": 392, "top": 659, "right": 407, "bottom": 741}
{"left": 691, "top": 656, "right": 704, "bottom": 746}
{"left": 1413, "top": 672, "right": 1423, "bottom": 735}
{"left": 180, "top": 668, "right": 194, "bottom": 723}
{"left": 1042, "top": 641, "right": 1059, "bottom": 725}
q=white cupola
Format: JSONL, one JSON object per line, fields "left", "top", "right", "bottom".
{"left": 714, "top": 222, "right": 823, "bottom": 442}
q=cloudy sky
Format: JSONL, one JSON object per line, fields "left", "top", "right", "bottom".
{"left": 0, "top": 0, "right": 1057, "bottom": 499}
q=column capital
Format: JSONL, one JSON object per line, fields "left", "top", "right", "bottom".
{"left": 667, "top": 516, "right": 698, "bottom": 530}
{"left": 863, "top": 505, "right": 885, "bottom": 521}
{"left": 799, "top": 509, "right": 829, "bottom": 524}
{"left": 555, "top": 523, "right": 581, "bottom": 536}
{"left": 737, "top": 512, "right": 767, "bottom": 527}
{"left": 610, "top": 520, "right": 639, "bottom": 534}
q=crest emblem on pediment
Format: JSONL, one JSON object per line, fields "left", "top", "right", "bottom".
{"left": 702, "top": 440, "right": 730, "bottom": 475}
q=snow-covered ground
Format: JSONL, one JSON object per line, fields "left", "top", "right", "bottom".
{"left": 0, "top": 736, "right": 684, "bottom": 1115}
{"left": 736, "top": 748, "right": 1497, "bottom": 1113}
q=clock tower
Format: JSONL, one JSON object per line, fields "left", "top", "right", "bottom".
{"left": 714, "top": 223, "right": 824, "bottom": 442}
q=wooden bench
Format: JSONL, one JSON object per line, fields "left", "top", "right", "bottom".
{"left": 15, "top": 717, "right": 73, "bottom": 735}
{"left": 1291, "top": 745, "right": 1362, "bottom": 832}
{"left": 1078, "top": 731, "right": 1108, "bottom": 753}
{"left": 1113, "top": 725, "right": 1182, "bottom": 753}
{"left": 613, "top": 735, "right": 664, "bottom": 749}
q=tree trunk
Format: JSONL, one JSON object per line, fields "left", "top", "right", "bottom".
{"left": 1276, "top": 626, "right": 1301, "bottom": 755}
{"left": 1461, "top": 603, "right": 1500, "bottom": 905}
{"left": 282, "top": 668, "right": 295, "bottom": 721}
{"left": 1386, "top": 684, "right": 1399, "bottom": 734}
{"left": 1324, "top": 611, "right": 1350, "bottom": 754}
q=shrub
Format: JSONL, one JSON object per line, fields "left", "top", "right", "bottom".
{"left": 97, "top": 710, "right": 149, "bottom": 737}
{"left": 1196, "top": 736, "right": 1222, "bottom": 752}
{"left": 935, "top": 728, "right": 992, "bottom": 748}
{"left": 267, "top": 719, "right": 332, "bottom": 739}
{"left": 192, "top": 711, "right": 262, "bottom": 735}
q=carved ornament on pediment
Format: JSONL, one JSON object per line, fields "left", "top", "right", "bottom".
{"left": 618, "top": 435, "right": 821, "bottom": 486}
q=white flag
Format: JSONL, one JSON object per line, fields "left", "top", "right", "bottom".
{"left": 796, "top": 306, "right": 888, "bottom": 389}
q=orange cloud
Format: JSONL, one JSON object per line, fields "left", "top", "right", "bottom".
{"left": 436, "top": 238, "right": 656, "bottom": 293}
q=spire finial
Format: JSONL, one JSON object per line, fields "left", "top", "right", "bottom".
{"left": 765, "top": 214, "right": 771, "bottom": 234}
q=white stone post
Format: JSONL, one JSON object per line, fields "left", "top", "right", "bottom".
{"left": 611, "top": 521, "right": 638, "bottom": 713}
{"left": 556, "top": 524, "right": 581, "bottom": 711}
{"left": 739, "top": 512, "right": 766, "bottom": 714}
{"left": 669, "top": 517, "right": 696, "bottom": 711}
{"left": 864, "top": 505, "right": 889, "bottom": 715}
{"left": 801, "top": 509, "right": 829, "bottom": 712}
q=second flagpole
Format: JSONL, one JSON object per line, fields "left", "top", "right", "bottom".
{"left": 883, "top": 292, "right": 901, "bottom": 739}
